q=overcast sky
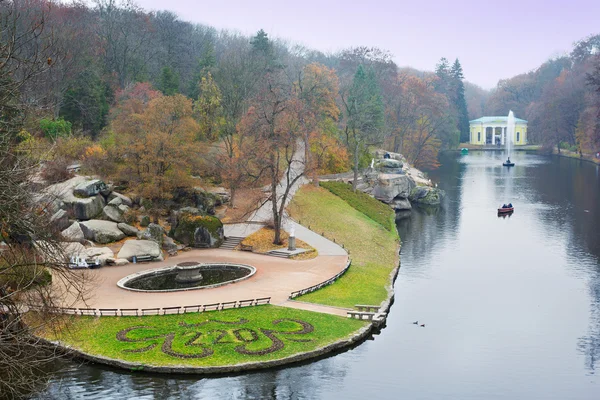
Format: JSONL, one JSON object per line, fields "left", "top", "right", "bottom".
{"left": 136, "top": 0, "right": 600, "bottom": 89}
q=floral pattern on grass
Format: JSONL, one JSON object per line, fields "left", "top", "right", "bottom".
{"left": 40, "top": 305, "right": 365, "bottom": 367}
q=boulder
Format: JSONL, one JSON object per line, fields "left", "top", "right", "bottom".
{"left": 390, "top": 198, "right": 412, "bottom": 211}
{"left": 102, "top": 204, "right": 125, "bottom": 223}
{"left": 50, "top": 209, "right": 70, "bottom": 231}
{"left": 408, "top": 186, "right": 445, "bottom": 206}
{"left": 118, "top": 204, "right": 130, "bottom": 214}
{"left": 107, "top": 258, "right": 129, "bottom": 266}
{"left": 84, "top": 246, "right": 114, "bottom": 265}
{"left": 137, "top": 223, "right": 164, "bottom": 245}
{"left": 107, "top": 192, "right": 133, "bottom": 207}
{"left": 170, "top": 212, "right": 224, "bottom": 248}
{"left": 73, "top": 179, "right": 108, "bottom": 197}
{"left": 117, "top": 223, "right": 139, "bottom": 236}
{"left": 206, "top": 187, "right": 231, "bottom": 204}
{"left": 372, "top": 174, "right": 415, "bottom": 203}
{"left": 375, "top": 150, "right": 406, "bottom": 162}
{"left": 61, "top": 222, "right": 85, "bottom": 242}
{"left": 68, "top": 195, "right": 105, "bottom": 220}
{"left": 375, "top": 158, "right": 404, "bottom": 174}
{"left": 108, "top": 197, "right": 123, "bottom": 207}
{"left": 79, "top": 220, "right": 126, "bottom": 244}
{"left": 117, "top": 239, "right": 162, "bottom": 261}
{"left": 162, "top": 236, "right": 178, "bottom": 252}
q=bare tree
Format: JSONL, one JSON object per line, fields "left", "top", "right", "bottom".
{"left": 1, "top": 2, "right": 88, "bottom": 397}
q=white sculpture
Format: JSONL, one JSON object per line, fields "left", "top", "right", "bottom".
{"left": 289, "top": 222, "right": 295, "bottom": 238}
{"left": 370, "top": 158, "right": 375, "bottom": 169}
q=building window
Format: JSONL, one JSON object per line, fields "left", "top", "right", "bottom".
{"left": 517, "top": 132, "right": 520, "bottom": 142}
{"left": 478, "top": 132, "right": 481, "bottom": 142}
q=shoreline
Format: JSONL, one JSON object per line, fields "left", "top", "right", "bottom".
{"left": 37, "top": 183, "right": 403, "bottom": 375}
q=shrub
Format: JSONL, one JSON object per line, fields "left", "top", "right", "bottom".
{"left": 39, "top": 118, "right": 71, "bottom": 140}
{"left": 40, "top": 158, "right": 74, "bottom": 183}
{"left": 319, "top": 181, "right": 395, "bottom": 231}
{"left": 54, "top": 135, "right": 94, "bottom": 160}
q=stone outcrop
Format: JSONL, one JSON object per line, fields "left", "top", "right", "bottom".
{"left": 137, "top": 223, "right": 164, "bottom": 245}
{"left": 61, "top": 222, "right": 85, "bottom": 242}
{"left": 102, "top": 204, "right": 125, "bottom": 223}
{"left": 107, "top": 192, "right": 133, "bottom": 207}
{"left": 390, "top": 198, "right": 412, "bottom": 211}
{"left": 375, "top": 159, "right": 404, "bottom": 174}
{"left": 73, "top": 179, "right": 108, "bottom": 197}
{"left": 170, "top": 210, "right": 224, "bottom": 248}
{"left": 117, "top": 223, "right": 139, "bottom": 236}
{"left": 84, "top": 246, "right": 114, "bottom": 265}
{"left": 68, "top": 195, "right": 105, "bottom": 221}
{"left": 372, "top": 174, "right": 415, "bottom": 203}
{"left": 117, "top": 239, "right": 163, "bottom": 261}
{"left": 50, "top": 209, "right": 70, "bottom": 231}
{"left": 79, "top": 220, "right": 125, "bottom": 244}
{"left": 408, "top": 186, "right": 445, "bottom": 206}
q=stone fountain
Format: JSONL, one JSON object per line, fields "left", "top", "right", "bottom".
{"left": 503, "top": 111, "right": 515, "bottom": 167}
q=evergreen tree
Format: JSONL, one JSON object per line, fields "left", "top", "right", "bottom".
{"left": 250, "top": 29, "right": 272, "bottom": 55}
{"left": 158, "top": 66, "right": 179, "bottom": 95}
{"left": 434, "top": 57, "right": 451, "bottom": 94}
{"left": 344, "top": 65, "right": 385, "bottom": 190}
{"left": 188, "top": 44, "right": 217, "bottom": 99}
{"left": 451, "top": 59, "right": 471, "bottom": 143}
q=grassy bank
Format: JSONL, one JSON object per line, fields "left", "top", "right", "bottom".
{"left": 319, "top": 181, "right": 395, "bottom": 231}
{"left": 38, "top": 306, "right": 365, "bottom": 368}
{"left": 288, "top": 185, "right": 399, "bottom": 308}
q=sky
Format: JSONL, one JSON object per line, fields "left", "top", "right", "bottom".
{"left": 136, "top": 0, "right": 600, "bottom": 89}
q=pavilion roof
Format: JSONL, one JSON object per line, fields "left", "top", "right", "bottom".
{"left": 469, "top": 116, "right": 528, "bottom": 124}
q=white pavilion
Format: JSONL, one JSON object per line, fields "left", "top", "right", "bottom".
{"left": 469, "top": 116, "right": 528, "bottom": 146}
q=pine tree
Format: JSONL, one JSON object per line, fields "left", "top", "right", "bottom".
{"left": 451, "top": 59, "right": 470, "bottom": 143}
{"left": 158, "top": 66, "right": 179, "bottom": 95}
{"left": 188, "top": 44, "right": 217, "bottom": 99}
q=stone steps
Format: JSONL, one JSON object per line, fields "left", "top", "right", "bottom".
{"left": 266, "top": 250, "right": 291, "bottom": 259}
{"left": 220, "top": 236, "right": 244, "bottom": 250}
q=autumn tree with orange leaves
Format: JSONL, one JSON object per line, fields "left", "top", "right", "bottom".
{"left": 111, "top": 93, "right": 200, "bottom": 221}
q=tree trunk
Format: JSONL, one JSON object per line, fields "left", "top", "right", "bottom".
{"left": 352, "top": 141, "right": 359, "bottom": 192}
{"left": 271, "top": 154, "right": 282, "bottom": 245}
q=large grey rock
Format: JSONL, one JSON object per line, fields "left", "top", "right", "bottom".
{"left": 137, "top": 223, "right": 164, "bottom": 245}
{"left": 375, "top": 158, "right": 404, "bottom": 174}
{"left": 117, "top": 223, "right": 139, "bottom": 236}
{"left": 73, "top": 179, "right": 108, "bottom": 197}
{"left": 70, "top": 195, "right": 105, "bottom": 220}
{"left": 107, "top": 192, "right": 132, "bottom": 207}
{"left": 390, "top": 198, "right": 412, "bottom": 211}
{"left": 61, "top": 222, "right": 85, "bottom": 242}
{"left": 408, "top": 186, "right": 445, "bottom": 206}
{"left": 117, "top": 239, "right": 162, "bottom": 261}
{"left": 372, "top": 174, "right": 415, "bottom": 203}
{"left": 170, "top": 211, "right": 224, "bottom": 248}
{"left": 102, "top": 204, "right": 125, "bottom": 223}
{"left": 118, "top": 204, "right": 130, "bottom": 214}
{"left": 50, "top": 209, "right": 70, "bottom": 231}
{"left": 162, "top": 236, "right": 178, "bottom": 252}
{"left": 108, "top": 197, "right": 123, "bottom": 207}
{"left": 79, "top": 220, "right": 126, "bottom": 244}
{"left": 84, "top": 246, "right": 114, "bottom": 265}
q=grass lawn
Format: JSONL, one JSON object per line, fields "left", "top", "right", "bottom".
{"left": 319, "top": 181, "right": 396, "bottom": 231}
{"left": 38, "top": 305, "right": 365, "bottom": 368}
{"left": 288, "top": 185, "right": 399, "bottom": 308}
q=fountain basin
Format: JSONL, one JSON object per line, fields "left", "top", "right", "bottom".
{"left": 117, "top": 262, "right": 256, "bottom": 292}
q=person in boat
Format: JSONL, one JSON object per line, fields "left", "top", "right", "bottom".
{"left": 508, "top": 203, "right": 512, "bottom": 208}
{"left": 502, "top": 204, "right": 507, "bottom": 208}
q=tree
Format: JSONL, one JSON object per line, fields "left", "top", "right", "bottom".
{"left": 1, "top": 2, "right": 86, "bottom": 397}
{"left": 194, "top": 72, "right": 224, "bottom": 141}
{"left": 158, "top": 66, "right": 179, "bottom": 95}
{"left": 450, "top": 59, "right": 470, "bottom": 143}
{"left": 342, "top": 65, "right": 385, "bottom": 190}
{"left": 111, "top": 94, "right": 200, "bottom": 221}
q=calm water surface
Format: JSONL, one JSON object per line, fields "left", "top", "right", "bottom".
{"left": 38, "top": 151, "right": 600, "bottom": 399}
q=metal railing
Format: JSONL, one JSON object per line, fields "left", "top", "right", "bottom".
{"left": 289, "top": 259, "right": 351, "bottom": 299}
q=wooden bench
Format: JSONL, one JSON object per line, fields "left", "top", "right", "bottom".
{"left": 347, "top": 311, "right": 376, "bottom": 321}
{"left": 79, "top": 308, "right": 97, "bottom": 316}
{"left": 98, "top": 308, "right": 118, "bottom": 316}
{"left": 133, "top": 255, "right": 153, "bottom": 263}
{"left": 240, "top": 244, "right": 253, "bottom": 251}
{"left": 355, "top": 305, "right": 380, "bottom": 312}
{"left": 120, "top": 308, "right": 139, "bottom": 316}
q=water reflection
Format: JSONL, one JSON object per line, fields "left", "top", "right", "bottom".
{"left": 38, "top": 151, "right": 600, "bottom": 399}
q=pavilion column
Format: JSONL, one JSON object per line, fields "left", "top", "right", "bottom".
{"left": 481, "top": 125, "right": 486, "bottom": 144}
{"left": 501, "top": 127, "right": 505, "bottom": 145}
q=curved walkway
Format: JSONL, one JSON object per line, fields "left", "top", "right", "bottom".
{"left": 59, "top": 219, "right": 350, "bottom": 316}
